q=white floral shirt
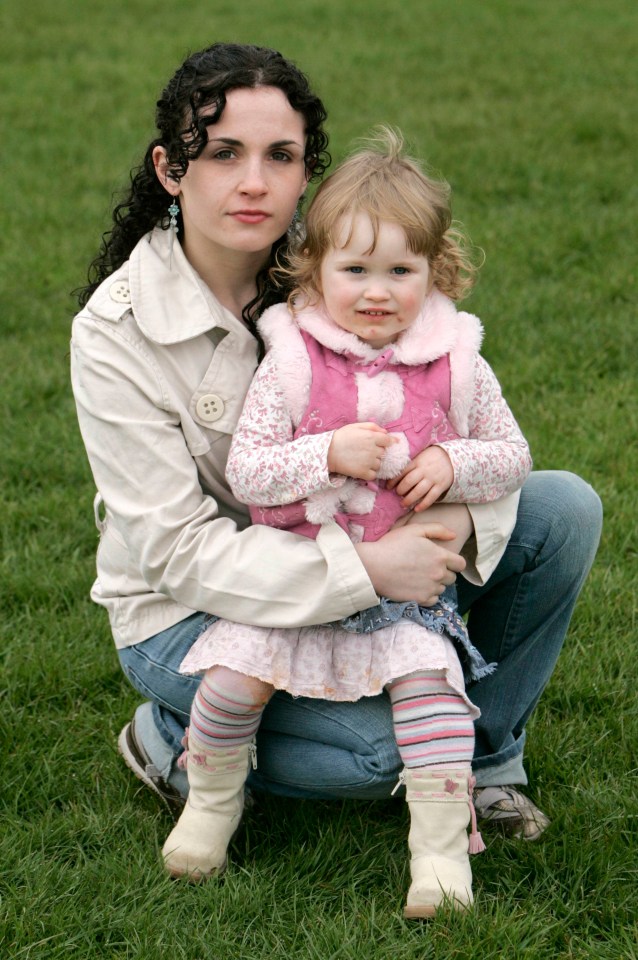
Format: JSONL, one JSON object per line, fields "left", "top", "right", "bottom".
{"left": 227, "top": 351, "right": 531, "bottom": 510}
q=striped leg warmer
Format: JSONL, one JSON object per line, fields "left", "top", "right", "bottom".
{"left": 387, "top": 671, "right": 475, "bottom": 769}
{"left": 190, "top": 671, "right": 269, "bottom": 750}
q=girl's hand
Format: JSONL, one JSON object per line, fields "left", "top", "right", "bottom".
{"left": 355, "top": 522, "right": 466, "bottom": 606}
{"left": 328, "top": 422, "right": 397, "bottom": 481}
{"left": 386, "top": 446, "right": 454, "bottom": 511}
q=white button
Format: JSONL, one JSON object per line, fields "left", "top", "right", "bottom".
{"left": 109, "top": 281, "right": 131, "bottom": 303}
{"left": 196, "top": 394, "right": 225, "bottom": 423}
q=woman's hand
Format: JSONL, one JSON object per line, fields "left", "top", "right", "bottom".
{"left": 355, "top": 523, "right": 466, "bottom": 606}
{"left": 327, "top": 423, "right": 396, "bottom": 481}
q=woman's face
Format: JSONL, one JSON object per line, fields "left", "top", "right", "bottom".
{"left": 157, "top": 86, "right": 308, "bottom": 267}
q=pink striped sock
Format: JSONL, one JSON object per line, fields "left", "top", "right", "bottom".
{"left": 190, "top": 673, "right": 267, "bottom": 749}
{"left": 387, "top": 671, "right": 475, "bottom": 769}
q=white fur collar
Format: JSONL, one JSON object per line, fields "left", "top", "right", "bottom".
{"left": 259, "top": 289, "right": 480, "bottom": 366}
{"left": 257, "top": 291, "right": 484, "bottom": 430}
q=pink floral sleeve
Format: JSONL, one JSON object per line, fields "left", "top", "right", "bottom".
{"left": 226, "top": 354, "right": 337, "bottom": 506}
{"left": 439, "top": 356, "right": 532, "bottom": 503}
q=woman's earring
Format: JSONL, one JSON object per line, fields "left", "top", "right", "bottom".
{"left": 287, "top": 200, "right": 304, "bottom": 240}
{"left": 167, "top": 197, "right": 180, "bottom": 268}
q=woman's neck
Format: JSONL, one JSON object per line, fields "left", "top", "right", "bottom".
{"left": 183, "top": 239, "right": 270, "bottom": 321}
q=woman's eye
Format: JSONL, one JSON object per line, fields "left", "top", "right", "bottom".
{"left": 271, "top": 150, "right": 292, "bottom": 162}
{"left": 213, "top": 149, "right": 235, "bottom": 160}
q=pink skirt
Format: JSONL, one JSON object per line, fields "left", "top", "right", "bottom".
{"left": 180, "top": 617, "right": 479, "bottom": 715}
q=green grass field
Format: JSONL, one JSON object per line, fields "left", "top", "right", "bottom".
{"left": 2, "top": 0, "right": 637, "bottom": 957}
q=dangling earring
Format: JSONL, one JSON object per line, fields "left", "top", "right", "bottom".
{"left": 287, "top": 202, "right": 304, "bottom": 241}
{"left": 167, "top": 197, "right": 180, "bottom": 268}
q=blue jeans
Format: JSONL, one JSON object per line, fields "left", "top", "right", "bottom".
{"left": 118, "top": 471, "right": 602, "bottom": 798}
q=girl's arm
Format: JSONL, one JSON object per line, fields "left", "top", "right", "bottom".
{"left": 226, "top": 354, "right": 395, "bottom": 507}
{"left": 438, "top": 355, "right": 531, "bottom": 503}
{"left": 226, "top": 354, "right": 394, "bottom": 505}
{"left": 225, "top": 353, "right": 338, "bottom": 506}
{"left": 390, "top": 356, "right": 529, "bottom": 509}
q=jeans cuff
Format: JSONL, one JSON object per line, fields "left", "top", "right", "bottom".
{"left": 472, "top": 741, "right": 528, "bottom": 788}
{"left": 133, "top": 702, "right": 189, "bottom": 798}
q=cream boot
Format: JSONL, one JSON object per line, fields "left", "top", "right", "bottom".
{"left": 402, "top": 767, "right": 485, "bottom": 919}
{"left": 162, "top": 736, "right": 253, "bottom": 880}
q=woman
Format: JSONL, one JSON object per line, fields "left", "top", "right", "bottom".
{"left": 71, "top": 42, "right": 602, "bottom": 839}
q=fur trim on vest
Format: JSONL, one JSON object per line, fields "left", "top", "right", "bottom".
{"left": 257, "top": 289, "right": 483, "bottom": 435}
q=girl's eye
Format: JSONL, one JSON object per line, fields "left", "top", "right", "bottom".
{"left": 345, "top": 266, "right": 364, "bottom": 274}
{"left": 392, "top": 266, "right": 410, "bottom": 275}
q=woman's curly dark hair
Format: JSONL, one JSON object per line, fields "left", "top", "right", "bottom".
{"left": 77, "top": 42, "right": 330, "bottom": 334}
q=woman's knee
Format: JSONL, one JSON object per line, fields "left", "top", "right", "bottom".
{"left": 518, "top": 471, "right": 602, "bottom": 556}
{"left": 532, "top": 470, "right": 601, "bottom": 522}
{"left": 118, "top": 643, "right": 201, "bottom": 719}
{"left": 255, "top": 693, "right": 401, "bottom": 797}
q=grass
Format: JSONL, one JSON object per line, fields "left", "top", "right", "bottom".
{"left": 2, "top": 0, "right": 637, "bottom": 957}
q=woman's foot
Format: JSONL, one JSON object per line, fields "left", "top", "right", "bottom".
{"left": 473, "top": 785, "right": 550, "bottom": 841}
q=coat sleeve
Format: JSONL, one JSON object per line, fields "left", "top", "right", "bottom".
{"left": 70, "top": 315, "right": 377, "bottom": 629}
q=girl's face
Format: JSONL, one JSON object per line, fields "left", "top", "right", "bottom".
{"left": 319, "top": 214, "right": 431, "bottom": 349}
{"left": 155, "top": 86, "right": 308, "bottom": 267}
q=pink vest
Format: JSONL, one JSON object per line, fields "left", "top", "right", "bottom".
{"left": 249, "top": 329, "right": 460, "bottom": 543}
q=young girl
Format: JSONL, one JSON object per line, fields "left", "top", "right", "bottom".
{"left": 163, "top": 128, "right": 532, "bottom": 917}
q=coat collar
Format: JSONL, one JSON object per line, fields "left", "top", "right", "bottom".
{"left": 86, "top": 227, "right": 249, "bottom": 345}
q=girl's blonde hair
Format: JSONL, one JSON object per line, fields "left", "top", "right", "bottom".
{"left": 278, "top": 126, "right": 478, "bottom": 305}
